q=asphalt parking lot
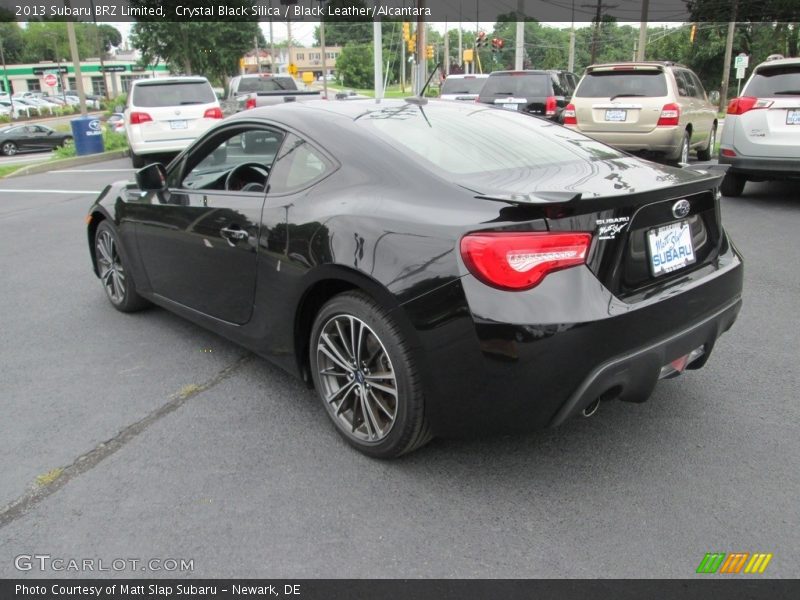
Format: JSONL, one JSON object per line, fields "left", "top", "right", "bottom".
{"left": 0, "top": 157, "right": 797, "bottom": 579}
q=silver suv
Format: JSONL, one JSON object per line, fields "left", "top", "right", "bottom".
{"left": 718, "top": 56, "right": 800, "bottom": 196}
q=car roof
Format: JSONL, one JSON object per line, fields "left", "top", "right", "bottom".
{"left": 131, "top": 77, "right": 210, "bottom": 86}
{"left": 488, "top": 70, "right": 559, "bottom": 76}
{"left": 444, "top": 73, "right": 489, "bottom": 79}
{"left": 587, "top": 61, "right": 688, "bottom": 71}
{"left": 754, "top": 56, "right": 800, "bottom": 70}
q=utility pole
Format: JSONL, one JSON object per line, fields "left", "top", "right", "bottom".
{"left": 568, "top": 0, "right": 576, "bottom": 72}
{"left": 320, "top": 20, "right": 328, "bottom": 99}
{"left": 269, "top": 0, "right": 276, "bottom": 73}
{"left": 515, "top": 0, "right": 525, "bottom": 70}
{"left": 287, "top": 20, "right": 293, "bottom": 76}
{"left": 373, "top": 5, "right": 383, "bottom": 101}
{"left": 254, "top": 35, "right": 262, "bottom": 73}
{"left": 636, "top": 0, "right": 649, "bottom": 61}
{"left": 400, "top": 32, "right": 406, "bottom": 92}
{"left": 584, "top": 0, "right": 617, "bottom": 64}
{"left": 444, "top": 20, "right": 450, "bottom": 75}
{"left": 458, "top": 3, "right": 463, "bottom": 70}
{"left": 415, "top": 0, "right": 426, "bottom": 95}
{"left": 0, "top": 38, "right": 14, "bottom": 113}
{"left": 720, "top": 0, "right": 739, "bottom": 110}
{"left": 88, "top": 0, "right": 109, "bottom": 99}
{"left": 66, "top": 19, "right": 87, "bottom": 116}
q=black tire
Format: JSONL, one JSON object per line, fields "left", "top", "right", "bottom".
{"left": 130, "top": 152, "right": 146, "bottom": 168}
{"left": 671, "top": 130, "right": 691, "bottom": 165}
{"left": 309, "top": 291, "right": 432, "bottom": 458}
{"left": 696, "top": 125, "right": 716, "bottom": 161}
{"left": 2, "top": 141, "right": 17, "bottom": 156}
{"left": 720, "top": 172, "right": 746, "bottom": 197}
{"left": 94, "top": 221, "right": 150, "bottom": 313}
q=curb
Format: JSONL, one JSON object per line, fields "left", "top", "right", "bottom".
{"left": 7, "top": 149, "right": 130, "bottom": 178}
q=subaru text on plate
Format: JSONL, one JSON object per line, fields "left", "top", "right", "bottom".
{"left": 87, "top": 100, "right": 743, "bottom": 458}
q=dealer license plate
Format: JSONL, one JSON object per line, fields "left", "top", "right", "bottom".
{"left": 170, "top": 120, "right": 188, "bottom": 130}
{"left": 605, "top": 109, "right": 627, "bottom": 122}
{"left": 648, "top": 221, "right": 696, "bottom": 276}
{"left": 786, "top": 109, "right": 800, "bottom": 125}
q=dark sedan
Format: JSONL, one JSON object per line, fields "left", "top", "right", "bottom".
{"left": 0, "top": 124, "right": 72, "bottom": 156}
{"left": 86, "top": 100, "right": 743, "bottom": 458}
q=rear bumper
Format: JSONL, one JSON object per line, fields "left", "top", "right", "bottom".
{"left": 569, "top": 125, "right": 682, "bottom": 154}
{"left": 402, "top": 236, "right": 743, "bottom": 438}
{"left": 719, "top": 154, "right": 800, "bottom": 178}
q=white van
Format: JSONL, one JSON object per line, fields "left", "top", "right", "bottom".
{"left": 439, "top": 74, "right": 489, "bottom": 101}
{"left": 125, "top": 77, "right": 222, "bottom": 167}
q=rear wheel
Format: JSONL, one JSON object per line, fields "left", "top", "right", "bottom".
{"left": 673, "top": 130, "right": 691, "bottom": 165}
{"left": 720, "top": 172, "right": 747, "bottom": 197}
{"left": 696, "top": 125, "right": 716, "bottom": 161}
{"left": 94, "top": 221, "right": 149, "bottom": 312}
{"left": 130, "top": 152, "right": 146, "bottom": 168}
{"left": 309, "top": 291, "right": 431, "bottom": 458}
{"left": 2, "top": 141, "right": 17, "bottom": 156}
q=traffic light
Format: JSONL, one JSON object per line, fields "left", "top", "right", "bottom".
{"left": 476, "top": 32, "right": 488, "bottom": 48}
{"left": 402, "top": 22, "right": 410, "bottom": 41}
{"left": 426, "top": 45, "right": 434, "bottom": 59}
{"left": 689, "top": 24, "right": 697, "bottom": 44}
{"left": 407, "top": 34, "right": 416, "bottom": 54}
{"left": 491, "top": 38, "right": 505, "bottom": 52}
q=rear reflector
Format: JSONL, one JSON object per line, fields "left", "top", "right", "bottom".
{"left": 460, "top": 232, "right": 592, "bottom": 291}
{"left": 657, "top": 103, "right": 680, "bottom": 126}
{"left": 726, "top": 96, "right": 773, "bottom": 115}
{"left": 129, "top": 111, "right": 152, "bottom": 125}
{"left": 245, "top": 97, "right": 256, "bottom": 110}
{"left": 545, "top": 95, "right": 557, "bottom": 116}
{"left": 203, "top": 107, "right": 223, "bottom": 119}
{"left": 721, "top": 148, "right": 736, "bottom": 157}
{"left": 563, "top": 103, "right": 577, "bottom": 125}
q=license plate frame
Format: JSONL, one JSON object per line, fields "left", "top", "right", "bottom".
{"left": 502, "top": 103, "right": 519, "bottom": 110}
{"left": 786, "top": 109, "right": 800, "bottom": 125}
{"left": 647, "top": 220, "right": 696, "bottom": 277}
{"left": 169, "top": 120, "right": 188, "bottom": 130}
{"left": 605, "top": 109, "right": 627, "bottom": 122}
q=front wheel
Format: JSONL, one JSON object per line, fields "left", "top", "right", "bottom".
{"left": 94, "top": 221, "right": 149, "bottom": 312}
{"left": 2, "top": 141, "right": 17, "bottom": 156}
{"left": 672, "top": 130, "right": 691, "bottom": 165}
{"left": 309, "top": 291, "right": 431, "bottom": 458}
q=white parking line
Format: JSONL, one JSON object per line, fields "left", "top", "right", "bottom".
{"left": 0, "top": 189, "right": 101, "bottom": 194}
{"left": 49, "top": 169, "right": 135, "bottom": 173}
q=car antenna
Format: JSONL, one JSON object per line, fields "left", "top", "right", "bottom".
{"left": 406, "top": 63, "right": 441, "bottom": 106}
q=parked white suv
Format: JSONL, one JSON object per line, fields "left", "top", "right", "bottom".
{"left": 125, "top": 77, "right": 222, "bottom": 167}
{"left": 718, "top": 56, "right": 800, "bottom": 196}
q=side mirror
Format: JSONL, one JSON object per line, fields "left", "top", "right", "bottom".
{"left": 136, "top": 163, "right": 167, "bottom": 192}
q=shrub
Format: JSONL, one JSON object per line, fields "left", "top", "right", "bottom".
{"left": 53, "top": 129, "right": 128, "bottom": 159}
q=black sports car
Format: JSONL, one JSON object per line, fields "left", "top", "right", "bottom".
{"left": 0, "top": 124, "right": 73, "bottom": 156}
{"left": 86, "top": 99, "right": 743, "bottom": 458}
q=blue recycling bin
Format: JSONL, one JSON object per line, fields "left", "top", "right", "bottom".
{"left": 70, "top": 116, "right": 105, "bottom": 156}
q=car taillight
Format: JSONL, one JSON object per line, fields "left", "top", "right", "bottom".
{"left": 721, "top": 148, "right": 736, "bottom": 157}
{"left": 203, "top": 107, "right": 223, "bottom": 119}
{"left": 726, "top": 96, "right": 773, "bottom": 115}
{"left": 245, "top": 97, "right": 256, "bottom": 110}
{"left": 657, "top": 103, "right": 680, "bottom": 126}
{"left": 545, "top": 95, "right": 557, "bottom": 116}
{"left": 563, "top": 103, "right": 577, "bottom": 125}
{"left": 129, "top": 111, "right": 152, "bottom": 125}
{"left": 460, "top": 232, "right": 593, "bottom": 291}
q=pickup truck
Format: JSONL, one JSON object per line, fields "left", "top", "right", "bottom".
{"left": 227, "top": 74, "right": 321, "bottom": 111}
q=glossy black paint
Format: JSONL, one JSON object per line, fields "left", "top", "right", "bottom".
{"left": 87, "top": 100, "right": 743, "bottom": 438}
{"left": 0, "top": 124, "right": 71, "bottom": 155}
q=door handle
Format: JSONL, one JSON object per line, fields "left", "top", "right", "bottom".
{"left": 220, "top": 226, "right": 249, "bottom": 242}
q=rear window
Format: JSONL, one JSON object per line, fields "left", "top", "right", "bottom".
{"left": 744, "top": 65, "right": 800, "bottom": 97}
{"left": 236, "top": 77, "right": 297, "bottom": 93}
{"left": 576, "top": 70, "right": 668, "bottom": 98}
{"left": 357, "top": 103, "right": 624, "bottom": 180}
{"left": 132, "top": 81, "right": 215, "bottom": 107}
{"left": 479, "top": 73, "right": 551, "bottom": 99}
{"left": 441, "top": 77, "right": 487, "bottom": 95}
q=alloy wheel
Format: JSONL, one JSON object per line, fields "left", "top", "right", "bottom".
{"left": 95, "top": 230, "right": 126, "bottom": 304}
{"left": 680, "top": 136, "right": 689, "bottom": 164}
{"left": 2, "top": 142, "right": 17, "bottom": 156}
{"left": 316, "top": 314, "right": 398, "bottom": 443}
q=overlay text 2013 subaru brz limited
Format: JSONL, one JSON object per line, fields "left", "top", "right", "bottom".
{"left": 86, "top": 99, "right": 743, "bottom": 458}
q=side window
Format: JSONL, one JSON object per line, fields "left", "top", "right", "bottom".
{"left": 550, "top": 73, "right": 565, "bottom": 97}
{"left": 674, "top": 71, "right": 690, "bottom": 97}
{"left": 267, "top": 133, "right": 333, "bottom": 195}
{"left": 690, "top": 72, "right": 707, "bottom": 99}
{"left": 179, "top": 127, "right": 284, "bottom": 192}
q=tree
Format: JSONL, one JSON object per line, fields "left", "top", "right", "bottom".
{"left": 0, "top": 21, "right": 24, "bottom": 64}
{"left": 336, "top": 44, "right": 373, "bottom": 89}
{"left": 129, "top": 1, "right": 261, "bottom": 84}
{"left": 96, "top": 24, "right": 122, "bottom": 53}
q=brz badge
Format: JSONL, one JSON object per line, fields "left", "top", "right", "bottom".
{"left": 672, "top": 199, "right": 691, "bottom": 219}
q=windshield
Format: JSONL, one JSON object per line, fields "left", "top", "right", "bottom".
{"left": 357, "top": 103, "right": 624, "bottom": 186}
{"left": 132, "top": 81, "right": 215, "bottom": 107}
{"left": 479, "top": 73, "right": 551, "bottom": 99}
{"left": 744, "top": 65, "right": 800, "bottom": 97}
{"left": 576, "top": 70, "right": 668, "bottom": 98}
{"left": 441, "top": 77, "right": 487, "bottom": 95}
{"left": 236, "top": 77, "right": 297, "bottom": 93}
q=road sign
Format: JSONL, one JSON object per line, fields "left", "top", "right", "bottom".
{"left": 734, "top": 54, "right": 749, "bottom": 69}
{"left": 301, "top": 71, "right": 314, "bottom": 84}
{"left": 288, "top": 63, "right": 298, "bottom": 76}
{"left": 463, "top": 49, "right": 474, "bottom": 63}
{"left": 736, "top": 66, "right": 746, "bottom": 80}
{"left": 43, "top": 73, "right": 58, "bottom": 87}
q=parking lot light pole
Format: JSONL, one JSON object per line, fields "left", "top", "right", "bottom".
{"left": 66, "top": 19, "right": 88, "bottom": 116}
